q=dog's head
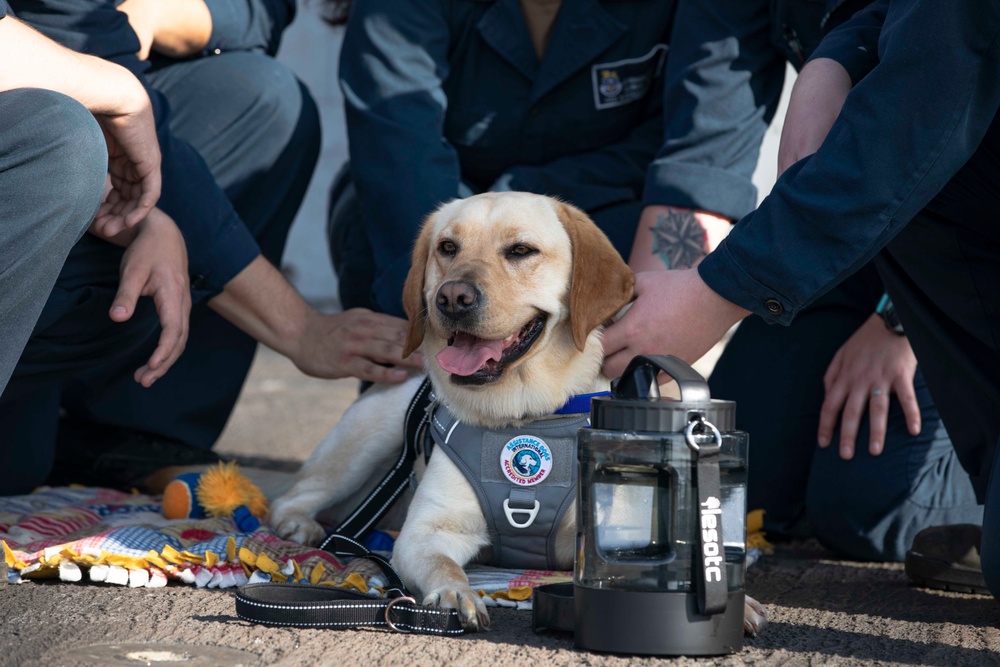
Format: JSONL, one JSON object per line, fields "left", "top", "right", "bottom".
{"left": 401, "top": 192, "right": 634, "bottom": 426}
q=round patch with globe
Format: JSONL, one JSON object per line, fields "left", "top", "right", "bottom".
{"left": 500, "top": 435, "right": 553, "bottom": 486}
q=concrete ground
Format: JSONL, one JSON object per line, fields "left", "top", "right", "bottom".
{"left": 4, "top": 347, "right": 999, "bottom": 667}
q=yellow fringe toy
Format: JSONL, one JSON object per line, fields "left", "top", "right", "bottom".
{"left": 162, "top": 462, "right": 268, "bottom": 532}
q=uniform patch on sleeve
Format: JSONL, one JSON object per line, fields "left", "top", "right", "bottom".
{"left": 592, "top": 44, "right": 668, "bottom": 110}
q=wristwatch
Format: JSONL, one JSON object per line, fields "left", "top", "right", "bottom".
{"left": 876, "top": 293, "right": 905, "bottom": 335}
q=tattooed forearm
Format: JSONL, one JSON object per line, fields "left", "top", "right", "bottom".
{"left": 649, "top": 209, "right": 709, "bottom": 269}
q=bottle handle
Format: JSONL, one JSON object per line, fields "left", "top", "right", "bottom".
{"left": 611, "top": 354, "right": 711, "bottom": 403}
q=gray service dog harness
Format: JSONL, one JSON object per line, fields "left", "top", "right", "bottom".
{"left": 427, "top": 401, "right": 592, "bottom": 571}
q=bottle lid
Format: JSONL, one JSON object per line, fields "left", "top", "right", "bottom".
{"left": 592, "top": 355, "right": 735, "bottom": 433}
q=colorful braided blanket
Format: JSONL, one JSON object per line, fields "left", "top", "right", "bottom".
{"left": 0, "top": 486, "right": 569, "bottom": 609}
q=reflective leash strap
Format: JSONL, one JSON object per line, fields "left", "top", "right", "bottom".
{"left": 234, "top": 584, "right": 466, "bottom": 635}
{"left": 687, "top": 414, "right": 728, "bottom": 616}
{"left": 234, "top": 534, "right": 466, "bottom": 635}
{"left": 326, "top": 378, "right": 434, "bottom": 541}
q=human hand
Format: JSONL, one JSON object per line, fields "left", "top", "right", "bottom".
{"left": 777, "top": 58, "right": 852, "bottom": 175}
{"left": 290, "top": 308, "right": 426, "bottom": 384}
{"left": 206, "top": 257, "right": 421, "bottom": 384}
{"left": 0, "top": 16, "right": 160, "bottom": 232}
{"left": 91, "top": 75, "right": 161, "bottom": 237}
{"left": 601, "top": 269, "right": 749, "bottom": 380}
{"left": 818, "top": 314, "right": 920, "bottom": 460}
{"left": 110, "top": 208, "right": 191, "bottom": 387}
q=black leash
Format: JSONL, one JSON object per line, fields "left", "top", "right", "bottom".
{"left": 234, "top": 584, "right": 466, "bottom": 635}
{"left": 234, "top": 532, "right": 466, "bottom": 635}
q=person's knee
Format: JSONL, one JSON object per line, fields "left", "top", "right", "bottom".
{"left": 3, "top": 89, "right": 107, "bottom": 233}
{"left": 230, "top": 54, "right": 320, "bottom": 150}
{"left": 26, "top": 89, "right": 105, "bottom": 188}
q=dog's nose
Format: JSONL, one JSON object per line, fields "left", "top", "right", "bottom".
{"left": 436, "top": 280, "right": 480, "bottom": 317}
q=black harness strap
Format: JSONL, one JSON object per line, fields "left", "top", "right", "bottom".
{"left": 320, "top": 378, "right": 434, "bottom": 545}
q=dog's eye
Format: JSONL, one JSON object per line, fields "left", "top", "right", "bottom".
{"left": 438, "top": 240, "right": 457, "bottom": 256}
{"left": 507, "top": 244, "right": 537, "bottom": 258}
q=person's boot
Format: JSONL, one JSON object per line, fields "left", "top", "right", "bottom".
{"left": 905, "top": 524, "right": 989, "bottom": 595}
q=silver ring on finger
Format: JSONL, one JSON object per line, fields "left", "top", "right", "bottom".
{"left": 872, "top": 388, "right": 885, "bottom": 397}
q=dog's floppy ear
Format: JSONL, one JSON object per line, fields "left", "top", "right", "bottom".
{"left": 557, "top": 202, "right": 635, "bottom": 351}
{"left": 401, "top": 211, "right": 436, "bottom": 357}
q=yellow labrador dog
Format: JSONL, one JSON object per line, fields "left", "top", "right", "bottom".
{"left": 268, "top": 192, "right": 766, "bottom": 634}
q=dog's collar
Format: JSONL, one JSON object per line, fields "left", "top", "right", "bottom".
{"left": 553, "top": 391, "right": 611, "bottom": 415}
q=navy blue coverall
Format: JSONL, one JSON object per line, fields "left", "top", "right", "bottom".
{"left": 663, "top": 0, "right": 981, "bottom": 561}
{"left": 0, "top": 0, "right": 320, "bottom": 493}
{"left": 696, "top": 0, "right": 1000, "bottom": 596}
{"left": 330, "top": 0, "right": 682, "bottom": 318}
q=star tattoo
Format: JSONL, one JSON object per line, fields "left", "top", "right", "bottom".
{"left": 650, "top": 209, "right": 709, "bottom": 269}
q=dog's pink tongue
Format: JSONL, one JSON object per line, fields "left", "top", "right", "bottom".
{"left": 437, "top": 332, "right": 505, "bottom": 376}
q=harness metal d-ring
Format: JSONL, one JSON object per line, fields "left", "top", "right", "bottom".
{"left": 384, "top": 595, "right": 417, "bottom": 633}
{"left": 685, "top": 416, "right": 721, "bottom": 454}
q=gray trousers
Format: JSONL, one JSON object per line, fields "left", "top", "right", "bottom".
{"left": 0, "top": 88, "right": 107, "bottom": 396}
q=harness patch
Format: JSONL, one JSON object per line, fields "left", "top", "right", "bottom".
{"left": 500, "top": 435, "right": 553, "bottom": 486}
{"left": 591, "top": 44, "right": 668, "bottom": 110}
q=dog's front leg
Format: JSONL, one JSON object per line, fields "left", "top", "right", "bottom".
{"left": 391, "top": 452, "right": 491, "bottom": 631}
{"left": 268, "top": 377, "right": 423, "bottom": 545}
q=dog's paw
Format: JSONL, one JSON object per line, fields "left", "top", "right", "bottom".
{"left": 423, "top": 584, "right": 490, "bottom": 632}
{"left": 267, "top": 508, "right": 326, "bottom": 546}
{"left": 744, "top": 594, "right": 768, "bottom": 637}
